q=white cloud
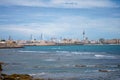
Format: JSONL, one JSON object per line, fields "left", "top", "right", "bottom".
{"left": 0, "top": 23, "right": 67, "bottom": 37}
{"left": 0, "top": 0, "right": 44, "bottom": 7}
{"left": 0, "top": 15, "right": 120, "bottom": 39}
{"left": 51, "top": 0, "right": 119, "bottom": 8}
{"left": 0, "top": 0, "right": 119, "bottom": 8}
{"left": 51, "top": 15, "right": 112, "bottom": 30}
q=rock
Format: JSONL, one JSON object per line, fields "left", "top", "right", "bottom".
{"left": 98, "top": 69, "right": 109, "bottom": 72}
{"left": 0, "top": 62, "right": 55, "bottom": 80}
{"left": 3, "top": 74, "right": 33, "bottom": 80}
{"left": 0, "top": 62, "right": 4, "bottom": 65}
{"left": 75, "top": 64, "right": 86, "bottom": 68}
{"left": 0, "top": 65, "right": 2, "bottom": 71}
{"left": 0, "top": 62, "right": 45, "bottom": 80}
{"left": 117, "top": 64, "right": 120, "bottom": 68}
{"left": 0, "top": 62, "right": 4, "bottom": 71}
{"left": 1, "top": 74, "right": 45, "bottom": 80}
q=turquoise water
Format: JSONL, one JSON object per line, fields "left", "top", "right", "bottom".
{"left": 0, "top": 45, "right": 120, "bottom": 80}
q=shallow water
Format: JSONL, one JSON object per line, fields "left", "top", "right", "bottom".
{"left": 0, "top": 45, "right": 120, "bottom": 80}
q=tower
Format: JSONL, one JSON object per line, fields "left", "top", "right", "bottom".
{"left": 30, "top": 34, "right": 33, "bottom": 41}
{"left": 40, "top": 33, "right": 43, "bottom": 40}
{"left": 8, "top": 35, "right": 12, "bottom": 40}
{"left": 83, "top": 30, "right": 85, "bottom": 40}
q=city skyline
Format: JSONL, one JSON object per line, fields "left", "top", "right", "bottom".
{"left": 0, "top": 0, "right": 120, "bottom": 40}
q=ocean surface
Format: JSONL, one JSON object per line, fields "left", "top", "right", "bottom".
{"left": 0, "top": 45, "right": 120, "bottom": 80}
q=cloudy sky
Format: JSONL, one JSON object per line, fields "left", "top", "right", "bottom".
{"left": 0, "top": 0, "right": 120, "bottom": 40}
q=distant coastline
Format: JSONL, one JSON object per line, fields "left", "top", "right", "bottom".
{"left": 0, "top": 38, "right": 120, "bottom": 48}
{"left": 0, "top": 40, "right": 24, "bottom": 49}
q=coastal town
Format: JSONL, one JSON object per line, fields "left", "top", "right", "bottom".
{"left": 0, "top": 33, "right": 120, "bottom": 48}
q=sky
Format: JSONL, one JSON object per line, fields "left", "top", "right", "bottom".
{"left": 0, "top": 0, "right": 120, "bottom": 40}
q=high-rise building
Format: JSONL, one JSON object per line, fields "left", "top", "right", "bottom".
{"left": 83, "top": 30, "right": 85, "bottom": 40}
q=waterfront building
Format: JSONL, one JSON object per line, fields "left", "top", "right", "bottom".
{"left": 0, "top": 40, "right": 23, "bottom": 48}
{"left": 104, "top": 39, "right": 120, "bottom": 44}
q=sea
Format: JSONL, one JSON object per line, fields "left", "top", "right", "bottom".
{"left": 0, "top": 45, "right": 120, "bottom": 80}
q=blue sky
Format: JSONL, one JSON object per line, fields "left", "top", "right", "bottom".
{"left": 0, "top": 0, "right": 120, "bottom": 40}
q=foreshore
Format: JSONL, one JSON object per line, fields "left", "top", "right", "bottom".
{"left": 0, "top": 62, "right": 45, "bottom": 80}
{"left": 1, "top": 61, "right": 120, "bottom": 80}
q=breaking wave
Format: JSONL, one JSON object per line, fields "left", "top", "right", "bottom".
{"left": 18, "top": 50, "right": 37, "bottom": 53}
{"left": 94, "top": 54, "right": 116, "bottom": 59}
{"left": 18, "top": 50, "right": 49, "bottom": 53}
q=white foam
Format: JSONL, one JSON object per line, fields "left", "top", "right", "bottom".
{"left": 18, "top": 50, "right": 49, "bottom": 53}
{"left": 95, "top": 54, "right": 105, "bottom": 57}
{"left": 51, "top": 47, "right": 61, "bottom": 49}
{"left": 95, "top": 54, "right": 116, "bottom": 59}
{"left": 71, "top": 52, "right": 95, "bottom": 55}
{"left": 37, "top": 51, "right": 49, "bottom": 53}
{"left": 30, "top": 72, "right": 46, "bottom": 76}
{"left": 44, "top": 59, "right": 56, "bottom": 61}
{"left": 85, "top": 70, "right": 98, "bottom": 73}
{"left": 56, "top": 51, "right": 69, "bottom": 53}
{"left": 18, "top": 50, "right": 37, "bottom": 53}
{"left": 56, "top": 51, "right": 96, "bottom": 55}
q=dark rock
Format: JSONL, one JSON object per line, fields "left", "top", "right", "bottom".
{"left": 0, "top": 65, "right": 2, "bottom": 71}
{"left": 117, "top": 64, "right": 120, "bottom": 68}
{"left": 1, "top": 74, "right": 7, "bottom": 76}
{"left": 0, "top": 62, "right": 4, "bottom": 65}
{"left": 0, "top": 62, "right": 44, "bottom": 80}
{"left": 1, "top": 74, "right": 45, "bottom": 80}
{"left": 98, "top": 69, "right": 109, "bottom": 72}
{"left": 3, "top": 74, "right": 33, "bottom": 80}
{"left": 75, "top": 64, "right": 86, "bottom": 68}
{"left": 48, "top": 78, "right": 53, "bottom": 80}
{"left": 0, "top": 62, "right": 4, "bottom": 71}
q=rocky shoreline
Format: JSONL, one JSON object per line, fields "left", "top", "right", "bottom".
{"left": 0, "top": 62, "right": 120, "bottom": 80}
{"left": 0, "top": 62, "right": 46, "bottom": 80}
{"left": 0, "top": 74, "right": 45, "bottom": 80}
